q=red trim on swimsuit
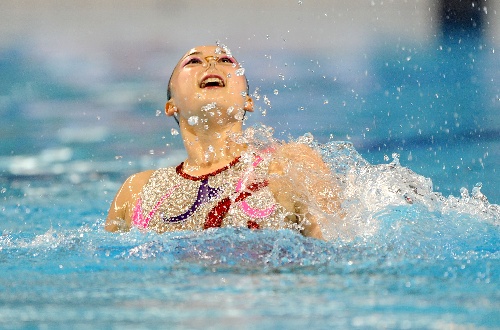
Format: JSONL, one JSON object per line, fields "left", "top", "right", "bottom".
{"left": 204, "top": 180, "right": 269, "bottom": 230}
{"left": 176, "top": 156, "right": 241, "bottom": 181}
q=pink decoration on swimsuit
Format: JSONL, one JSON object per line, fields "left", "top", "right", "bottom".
{"left": 236, "top": 155, "right": 263, "bottom": 192}
{"left": 132, "top": 185, "right": 179, "bottom": 229}
{"left": 239, "top": 201, "right": 276, "bottom": 218}
{"left": 132, "top": 199, "right": 147, "bottom": 229}
{"left": 235, "top": 154, "right": 276, "bottom": 219}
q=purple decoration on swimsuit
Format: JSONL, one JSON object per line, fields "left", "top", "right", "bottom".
{"left": 163, "top": 178, "right": 221, "bottom": 223}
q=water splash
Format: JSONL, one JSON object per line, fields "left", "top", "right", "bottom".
{"left": 188, "top": 116, "right": 199, "bottom": 126}
{"left": 2, "top": 125, "right": 498, "bottom": 259}
{"left": 233, "top": 125, "right": 500, "bottom": 243}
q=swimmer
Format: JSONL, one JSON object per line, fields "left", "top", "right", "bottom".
{"left": 105, "top": 45, "right": 343, "bottom": 240}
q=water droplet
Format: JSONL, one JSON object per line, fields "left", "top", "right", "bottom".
{"left": 391, "top": 153, "right": 400, "bottom": 166}
{"left": 201, "top": 102, "right": 217, "bottom": 112}
{"left": 384, "top": 155, "right": 389, "bottom": 162}
{"left": 298, "top": 106, "right": 305, "bottom": 111}
{"left": 323, "top": 99, "right": 329, "bottom": 104}
{"left": 234, "top": 109, "right": 245, "bottom": 120}
{"left": 221, "top": 44, "right": 232, "bottom": 57}
{"left": 297, "top": 132, "right": 314, "bottom": 144}
{"left": 253, "top": 88, "right": 261, "bottom": 100}
{"left": 236, "top": 68, "right": 245, "bottom": 76}
{"left": 227, "top": 106, "right": 234, "bottom": 115}
{"left": 273, "top": 89, "right": 279, "bottom": 95}
{"left": 188, "top": 116, "right": 199, "bottom": 126}
{"left": 171, "top": 128, "right": 179, "bottom": 136}
{"left": 460, "top": 187, "right": 469, "bottom": 199}
{"left": 264, "top": 95, "right": 271, "bottom": 106}
{"left": 149, "top": 150, "right": 155, "bottom": 155}
{"left": 156, "top": 109, "right": 162, "bottom": 116}
{"left": 472, "top": 182, "right": 487, "bottom": 202}
{"left": 298, "top": 0, "right": 303, "bottom": 4}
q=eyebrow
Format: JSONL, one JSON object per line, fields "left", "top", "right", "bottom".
{"left": 184, "top": 51, "right": 202, "bottom": 58}
{"left": 183, "top": 49, "right": 229, "bottom": 59}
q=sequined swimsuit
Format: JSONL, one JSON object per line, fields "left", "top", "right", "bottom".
{"left": 132, "top": 154, "right": 294, "bottom": 232}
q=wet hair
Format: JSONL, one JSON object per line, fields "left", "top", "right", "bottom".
{"left": 166, "top": 69, "right": 175, "bottom": 101}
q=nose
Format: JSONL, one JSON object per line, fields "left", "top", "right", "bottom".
{"left": 204, "top": 56, "right": 217, "bottom": 69}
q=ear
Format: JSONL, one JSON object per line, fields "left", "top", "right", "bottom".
{"left": 165, "top": 100, "right": 177, "bottom": 117}
{"left": 243, "top": 95, "right": 254, "bottom": 112}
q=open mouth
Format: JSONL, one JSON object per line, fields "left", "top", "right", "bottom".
{"left": 200, "top": 75, "right": 225, "bottom": 88}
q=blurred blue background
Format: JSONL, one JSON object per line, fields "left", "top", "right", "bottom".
{"left": 0, "top": 0, "right": 498, "bottom": 203}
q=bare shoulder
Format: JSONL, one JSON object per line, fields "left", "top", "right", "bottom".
{"left": 269, "top": 142, "right": 329, "bottom": 174}
{"left": 116, "top": 170, "right": 155, "bottom": 198}
{"left": 127, "top": 170, "right": 156, "bottom": 187}
{"left": 105, "top": 170, "right": 155, "bottom": 232}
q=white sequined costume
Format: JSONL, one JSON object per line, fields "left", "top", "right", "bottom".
{"left": 132, "top": 153, "right": 298, "bottom": 233}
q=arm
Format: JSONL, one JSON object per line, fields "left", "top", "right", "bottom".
{"left": 104, "top": 170, "right": 154, "bottom": 232}
{"left": 268, "top": 142, "right": 342, "bottom": 240}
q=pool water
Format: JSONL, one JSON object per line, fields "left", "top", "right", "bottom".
{"left": 1, "top": 34, "right": 499, "bottom": 328}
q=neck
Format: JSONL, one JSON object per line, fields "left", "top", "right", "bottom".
{"left": 179, "top": 119, "right": 247, "bottom": 174}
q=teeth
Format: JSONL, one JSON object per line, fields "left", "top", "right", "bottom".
{"left": 201, "top": 77, "right": 224, "bottom": 88}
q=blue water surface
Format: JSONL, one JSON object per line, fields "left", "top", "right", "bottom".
{"left": 1, "top": 32, "right": 499, "bottom": 329}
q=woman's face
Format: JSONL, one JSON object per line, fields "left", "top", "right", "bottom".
{"left": 168, "top": 45, "right": 252, "bottom": 124}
